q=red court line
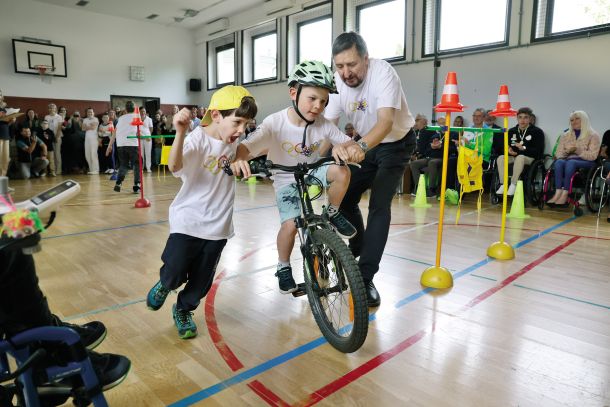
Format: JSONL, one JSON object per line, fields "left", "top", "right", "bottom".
{"left": 204, "top": 243, "right": 286, "bottom": 403}
{"left": 293, "top": 236, "right": 581, "bottom": 406}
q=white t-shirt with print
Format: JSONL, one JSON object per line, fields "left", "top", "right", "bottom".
{"left": 325, "top": 58, "right": 415, "bottom": 143}
{"left": 241, "top": 108, "right": 350, "bottom": 191}
{"left": 169, "top": 126, "right": 237, "bottom": 240}
{"left": 44, "top": 113, "right": 63, "bottom": 138}
{"left": 114, "top": 114, "right": 139, "bottom": 147}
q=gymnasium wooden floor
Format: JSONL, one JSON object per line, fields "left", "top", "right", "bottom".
{"left": 7, "top": 172, "right": 610, "bottom": 406}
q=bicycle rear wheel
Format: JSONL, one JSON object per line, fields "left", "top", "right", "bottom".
{"left": 303, "top": 229, "right": 368, "bottom": 353}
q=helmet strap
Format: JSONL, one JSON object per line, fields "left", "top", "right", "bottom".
{"left": 291, "top": 84, "right": 314, "bottom": 156}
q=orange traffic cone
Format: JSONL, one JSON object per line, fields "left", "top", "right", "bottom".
{"left": 490, "top": 85, "right": 517, "bottom": 117}
{"left": 434, "top": 72, "right": 466, "bottom": 113}
{"left": 131, "top": 105, "right": 144, "bottom": 126}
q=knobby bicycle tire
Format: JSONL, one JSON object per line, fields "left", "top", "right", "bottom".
{"left": 303, "top": 229, "right": 368, "bottom": 353}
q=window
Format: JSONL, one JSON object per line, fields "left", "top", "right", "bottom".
{"left": 287, "top": 2, "right": 332, "bottom": 76}
{"left": 242, "top": 21, "right": 278, "bottom": 84}
{"left": 533, "top": 0, "right": 610, "bottom": 40}
{"left": 216, "top": 44, "right": 235, "bottom": 85}
{"left": 424, "top": 0, "right": 509, "bottom": 56}
{"left": 206, "top": 33, "right": 236, "bottom": 90}
{"left": 345, "top": 0, "right": 406, "bottom": 60}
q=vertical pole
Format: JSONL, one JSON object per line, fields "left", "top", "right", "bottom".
{"left": 500, "top": 117, "right": 509, "bottom": 243}
{"left": 136, "top": 126, "right": 145, "bottom": 200}
{"left": 434, "top": 112, "right": 452, "bottom": 267}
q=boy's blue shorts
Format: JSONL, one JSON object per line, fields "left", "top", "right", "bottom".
{"left": 275, "top": 164, "right": 330, "bottom": 224}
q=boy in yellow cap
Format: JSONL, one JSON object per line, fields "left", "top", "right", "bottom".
{"left": 146, "top": 85, "right": 257, "bottom": 339}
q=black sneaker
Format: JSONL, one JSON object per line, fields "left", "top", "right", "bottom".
{"left": 87, "top": 350, "right": 131, "bottom": 391}
{"left": 275, "top": 265, "right": 297, "bottom": 294}
{"left": 133, "top": 184, "right": 140, "bottom": 194}
{"left": 52, "top": 315, "right": 107, "bottom": 350}
{"left": 113, "top": 184, "right": 121, "bottom": 192}
{"left": 426, "top": 188, "right": 436, "bottom": 198}
{"left": 329, "top": 211, "right": 357, "bottom": 239}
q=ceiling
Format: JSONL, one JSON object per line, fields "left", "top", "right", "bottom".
{"left": 32, "top": 0, "right": 263, "bottom": 29}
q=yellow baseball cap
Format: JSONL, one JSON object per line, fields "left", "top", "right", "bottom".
{"left": 201, "top": 85, "right": 253, "bottom": 126}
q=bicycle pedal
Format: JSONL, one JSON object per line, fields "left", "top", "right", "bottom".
{"left": 292, "top": 283, "right": 306, "bottom": 297}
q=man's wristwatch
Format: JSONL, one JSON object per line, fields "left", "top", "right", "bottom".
{"left": 356, "top": 140, "right": 369, "bottom": 152}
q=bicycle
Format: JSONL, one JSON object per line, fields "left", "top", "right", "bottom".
{"left": 229, "top": 156, "right": 369, "bottom": 353}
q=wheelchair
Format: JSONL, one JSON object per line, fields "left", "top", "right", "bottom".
{"left": 0, "top": 327, "right": 108, "bottom": 407}
{"left": 538, "top": 160, "right": 592, "bottom": 217}
{"left": 584, "top": 159, "right": 610, "bottom": 216}
{"left": 489, "top": 154, "right": 551, "bottom": 206}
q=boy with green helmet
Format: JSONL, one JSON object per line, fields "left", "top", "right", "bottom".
{"left": 232, "top": 60, "right": 364, "bottom": 294}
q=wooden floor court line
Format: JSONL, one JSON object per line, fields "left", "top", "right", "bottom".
{"left": 169, "top": 216, "right": 581, "bottom": 406}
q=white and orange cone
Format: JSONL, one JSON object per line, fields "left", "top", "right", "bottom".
{"left": 434, "top": 72, "right": 465, "bottom": 113}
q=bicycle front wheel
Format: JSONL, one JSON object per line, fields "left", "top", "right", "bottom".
{"left": 303, "top": 229, "right": 368, "bottom": 353}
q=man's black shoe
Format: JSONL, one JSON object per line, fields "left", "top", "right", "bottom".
{"left": 87, "top": 351, "right": 131, "bottom": 391}
{"left": 364, "top": 280, "right": 381, "bottom": 307}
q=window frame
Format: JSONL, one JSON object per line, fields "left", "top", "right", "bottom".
{"left": 296, "top": 15, "right": 333, "bottom": 65}
{"left": 206, "top": 33, "right": 236, "bottom": 91}
{"left": 241, "top": 20, "right": 279, "bottom": 85}
{"left": 531, "top": 0, "right": 610, "bottom": 42}
{"left": 422, "top": 0, "right": 512, "bottom": 57}
{"left": 285, "top": 1, "right": 333, "bottom": 78}
{"left": 348, "top": 0, "right": 407, "bottom": 62}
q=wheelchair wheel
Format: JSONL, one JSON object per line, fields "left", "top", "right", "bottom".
{"left": 490, "top": 169, "right": 500, "bottom": 205}
{"left": 303, "top": 229, "right": 368, "bottom": 353}
{"left": 526, "top": 160, "right": 546, "bottom": 206}
{"left": 585, "top": 165, "right": 609, "bottom": 213}
{"left": 538, "top": 167, "right": 555, "bottom": 210}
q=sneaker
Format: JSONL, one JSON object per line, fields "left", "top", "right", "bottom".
{"left": 87, "top": 171, "right": 99, "bottom": 175}
{"left": 50, "top": 172, "right": 56, "bottom": 177}
{"left": 328, "top": 211, "right": 357, "bottom": 239}
{"left": 275, "top": 265, "right": 297, "bottom": 294}
{"left": 5, "top": 108, "right": 20, "bottom": 115}
{"left": 426, "top": 188, "right": 436, "bottom": 198}
{"left": 133, "top": 184, "right": 140, "bottom": 194}
{"left": 496, "top": 184, "right": 505, "bottom": 194}
{"left": 52, "top": 315, "right": 107, "bottom": 350}
{"left": 113, "top": 184, "right": 121, "bottom": 192}
{"left": 87, "top": 350, "right": 131, "bottom": 391}
{"left": 507, "top": 184, "right": 516, "bottom": 196}
{"left": 146, "top": 280, "right": 170, "bottom": 311}
{"left": 172, "top": 304, "right": 197, "bottom": 339}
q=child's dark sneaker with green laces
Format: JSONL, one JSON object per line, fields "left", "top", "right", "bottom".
{"left": 172, "top": 304, "right": 197, "bottom": 339}
{"left": 146, "top": 280, "right": 170, "bottom": 311}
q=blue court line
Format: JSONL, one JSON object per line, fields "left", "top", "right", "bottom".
{"left": 41, "top": 204, "right": 277, "bottom": 240}
{"left": 169, "top": 215, "right": 579, "bottom": 406}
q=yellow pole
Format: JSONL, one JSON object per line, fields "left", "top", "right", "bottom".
{"left": 486, "top": 115, "right": 515, "bottom": 260}
{"left": 434, "top": 112, "right": 451, "bottom": 267}
{"left": 500, "top": 116, "right": 509, "bottom": 243}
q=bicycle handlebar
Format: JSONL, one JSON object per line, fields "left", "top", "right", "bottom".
{"left": 264, "top": 156, "right": 346, "bottom": 174}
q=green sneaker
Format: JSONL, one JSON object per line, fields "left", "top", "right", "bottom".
{"left": 146, "top": 280, "right": 170, "bottom": 311}
{"left": 172, "top": 304, "right": 197, "bottom": 339}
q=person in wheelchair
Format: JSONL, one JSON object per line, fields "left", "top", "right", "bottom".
{"left": 495, "top": 107, "right": 545, "bottom": 196}
{"left": 547, "top": 111, "right": 601, "bottom": 206}
{"left": 0, "top": 195, "right": 131, "bottom": 404}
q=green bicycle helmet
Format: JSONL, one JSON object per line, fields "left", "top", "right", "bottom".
{"left": 288, "top": 60, "right": 337, "bottom": 94}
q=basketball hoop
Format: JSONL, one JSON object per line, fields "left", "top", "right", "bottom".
{"left": 34, "top": 65, "right": 55, "bottom": 84}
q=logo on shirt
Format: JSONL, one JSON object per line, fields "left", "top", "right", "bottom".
{"left": 349, "top": 99, "right": 368, "bottom": 113}
{"left": 281, "top": 140, "right": 322, "bottom": 157}
{"left": 202, "top": 153, "right": 234, "bottom": 175}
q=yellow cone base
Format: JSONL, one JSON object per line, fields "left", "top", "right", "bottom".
{"left": 487, "top": 241, "right": 515, "bottom": 260}
{"left": 410, "top": 174, "right": 431, "bottom": 208}
{"left": 420, "top": 266, "right": 453, "bottom": 289}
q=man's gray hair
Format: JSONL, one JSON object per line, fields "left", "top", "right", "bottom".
{"left": 332, "top": 31, "right": 368, "bottom": 57}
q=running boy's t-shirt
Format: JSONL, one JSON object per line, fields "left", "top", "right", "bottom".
{"left": 169, "top": 126, "right": 237, "bottom": 240}
{"left": 241, "top": 108, "right": 350, "bottom": 191}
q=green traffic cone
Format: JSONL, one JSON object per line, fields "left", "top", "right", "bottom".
{"left": 506, "top": 180, "right": 530, "bottom": 219}
{"left": 410, "top": 174, "right": 431, "bottom": 208}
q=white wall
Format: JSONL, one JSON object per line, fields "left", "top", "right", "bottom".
{"left": 196, "top": 0, "right": 610, "bottom": 153}
{"left": 0, "top": 0, "right": 198, "bottom": 105}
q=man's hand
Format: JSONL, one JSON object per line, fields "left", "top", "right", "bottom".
{"left": 337, "top": 141, "right": 364, "bottom": 163}
{"left": 508, "top": 147, "right": 518, "bottom": 156}
{"left": 230, "top": 159, "right": 251, "bottom": 178}
{"left": 431, "top": 138, "right": 441, "bottom": 149}
{"left": 173, "top": 108, "right": 192, "bottom": 135}
{"left": 105, "top": 144, "right": 113, "bottom": 156}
